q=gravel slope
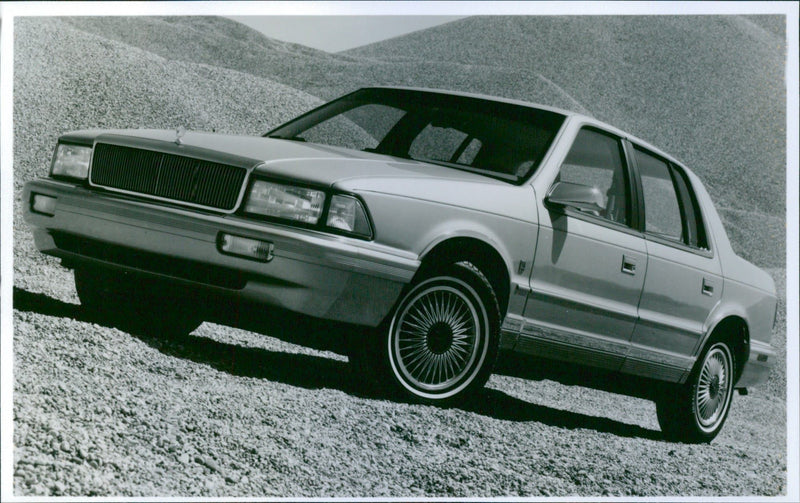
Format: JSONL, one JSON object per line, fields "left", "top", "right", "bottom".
{"left": 11, "top": 16, "right": 789, "bottom": 497}
{"left": 347, "top": 16, "right": 786, "bottom": 214}
{"left": 13, "top": 18, "right": 322, "bottom": 189}
{"left": 347, "top": 15, "right": 788, "bottom": 269}
{"left": 12, "top": 265, "right": 788, "bottom": 497}
{"left": 64, "top": 15, "right": 787, "bottom": 269}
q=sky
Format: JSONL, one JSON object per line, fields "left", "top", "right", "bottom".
{"left": 227, "top": 16, "right": 464, "bottom": 52}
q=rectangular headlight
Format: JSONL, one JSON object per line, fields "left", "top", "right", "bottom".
{"left": 51, "top": 143, "right": 92, "bottom": 180}
{"left": 244, "top": 180, "right": 325, "bottom": 224}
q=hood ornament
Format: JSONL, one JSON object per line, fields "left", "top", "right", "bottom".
{"left": 175, "top": 126, "right": 187, "bottom": 145}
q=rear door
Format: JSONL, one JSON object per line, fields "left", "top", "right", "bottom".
{"left": 622, "top": 144, "right": 722, "bottom": 382}
{"left": 519, "top": 127, "right": 646, "bottom": 371}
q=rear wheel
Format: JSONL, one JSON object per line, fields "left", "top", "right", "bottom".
{"left": 351, "top": 262, "right": 501, "bottom": 402}
{"left": 74, "top": 267, "right": 202, "bottom": 337}
{"left": 656, "top": 339, "right": 735, "bottom": 443}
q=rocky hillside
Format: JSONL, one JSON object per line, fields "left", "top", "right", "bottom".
{"left": 347, "top": 15, "right": 787, "bottom": 267}
{"left": 25, "top": 15, "right": 787, "bottom": 268}
{"left": 13, "top": 17, "right": 322, "bottom": 190}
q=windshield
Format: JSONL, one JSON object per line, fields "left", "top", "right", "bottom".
{"left": 266, "top": 88, "right": 566, "bottom": 183}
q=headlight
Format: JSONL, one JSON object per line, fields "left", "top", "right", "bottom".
{"left": 327, "top": 194, "right": 372, "bottom": 237}
{"left": 51, "top": 143, "right": 92, "bottom": 180}
{"left": 244, "top": 180, "right": 325, "bottom": 224}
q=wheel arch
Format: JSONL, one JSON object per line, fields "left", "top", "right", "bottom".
{"left": 415, "top": 236, "right": 512, "bottom": 315}
{"left": 700, "top": 314, "right": 750, "bottom": 383}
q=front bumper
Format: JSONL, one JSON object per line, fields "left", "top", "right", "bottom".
{"left": 23, "top": 179, "right": 419, "bottom": 327}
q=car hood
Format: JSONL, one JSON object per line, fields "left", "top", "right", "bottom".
{"left": 67, "top": 129, "right": 529, "bottom": 217}
{"left": 68, "top": 128, "right": 508, "bottom": 188}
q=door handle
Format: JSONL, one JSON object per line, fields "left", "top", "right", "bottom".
{"left": 621, "top": 256, "right": 637, "bottom": 275}
{"left": 702, "top": 278, "right": 715, "bottom": 296}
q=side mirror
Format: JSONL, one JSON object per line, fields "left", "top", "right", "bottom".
{"left": 545, "top": 181, "right": 605, "bottom": 213}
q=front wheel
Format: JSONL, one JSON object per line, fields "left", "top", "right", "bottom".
{"left": 383, "top": 263, "right": 501, "bottom": 402}
{"left": 656, "top": 339, "right": 735, "bottom": 443}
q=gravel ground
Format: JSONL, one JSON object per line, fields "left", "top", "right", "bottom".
{"left": 11, "top": 16, "right": 789, "bottom": 498}
{"left": 11, "top": 263, "right": 788, "bottom": 497}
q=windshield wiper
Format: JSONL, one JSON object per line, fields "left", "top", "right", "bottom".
{"left": 267, "top": 135, "right": 306, "bottom": 142}
{"left": 417, "top": 158, "right": 518, "bottom": 182}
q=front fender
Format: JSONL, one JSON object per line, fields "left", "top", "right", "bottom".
{"left": 360, "top": 187, "right": 539, "bottom": 277}
{"left": 357, "top": 188, "right": 540, "bottom": 318}
{"left": 418, "top": 222, "right": 516, "bottom": 273}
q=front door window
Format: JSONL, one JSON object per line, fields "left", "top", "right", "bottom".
{"left": 559, "top": 128, "right": 630, "bottom": 226}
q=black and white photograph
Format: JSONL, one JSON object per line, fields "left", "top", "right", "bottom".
{"left": 1, "top": 1, "right": 798, "bottom": 500}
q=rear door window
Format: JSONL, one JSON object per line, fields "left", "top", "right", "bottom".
{"left": 635, "top": 146, "right": 708, "bottom": 250}
{"left": 635, "top": 147, "right": 683, "bottom": 241}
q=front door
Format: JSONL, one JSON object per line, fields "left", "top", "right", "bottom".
{"left": 519, "top": 127, "right": 646, "bottom": 371}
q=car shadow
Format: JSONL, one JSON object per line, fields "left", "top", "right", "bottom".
{"left": 13, "top": 286, "right": 662, "bottom": 441}
{"left": 458, "top": 389, "right": 662, "bottom": 440}
{"left": 494, "top": 351, "right": 664, "bottom": 402}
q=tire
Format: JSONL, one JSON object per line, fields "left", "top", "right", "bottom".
{"left": 656, "top": 339, "right": 736, "bottom": 443}
{"left": 359, "top": 262, "right": 501, "bottom": 403}
{"left": 74, "top": 267, "right": 202, "bottom": 337}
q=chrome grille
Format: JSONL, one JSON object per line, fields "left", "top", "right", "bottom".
{"left": 90, "top": 143, "right": 247, "bottom": 211}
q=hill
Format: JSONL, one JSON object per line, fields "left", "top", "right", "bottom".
{"left": 14, "top": 15, "right": 786, "bottom": 268}
{"left": 13, "top": 17, "right": 322, "bottom": 189}
{"left": 346, "top": 16, "right": 787, "bottom": 266}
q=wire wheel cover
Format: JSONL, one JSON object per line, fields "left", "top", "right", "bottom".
{"left": 393, "top": 284, "right": 483, "bottom": 392}
{"left": 695, "top": 346, "right": 731, "bottom": 429}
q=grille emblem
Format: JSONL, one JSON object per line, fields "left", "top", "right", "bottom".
{"left": 175, "top": 126, "right": 186, "bottom": 145}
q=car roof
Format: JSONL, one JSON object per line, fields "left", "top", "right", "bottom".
{"left": 363, "top": 86, "right": 689, "bottom": 170}
{"left": 364, "top": 85, "right": 581, "bottom": 119}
